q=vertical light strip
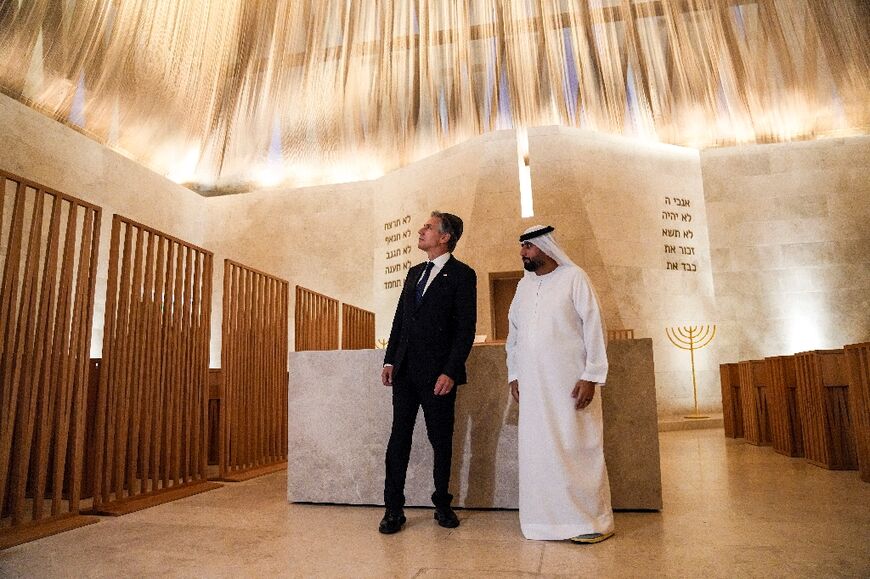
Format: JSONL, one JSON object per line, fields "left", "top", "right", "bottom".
{"left": 517, "top": 127, "right": 533, "bottom": 218}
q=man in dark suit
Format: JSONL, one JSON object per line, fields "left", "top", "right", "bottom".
{"left": 379, "top": 211, "right": 477, "bottom": 534}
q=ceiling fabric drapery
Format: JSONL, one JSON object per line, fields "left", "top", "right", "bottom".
{"left": 0, "top": 0, "right": 867, "bottom": 193}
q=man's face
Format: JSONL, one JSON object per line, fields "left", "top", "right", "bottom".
{"left": 418, "top": 217, "right": 449, "bottom": 252}
{"left": 520, "top": 241, "right": 547, "bottom": 271}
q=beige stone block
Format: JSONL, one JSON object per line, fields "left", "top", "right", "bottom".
{"left": 827, "top": 189, "right": 870, "bottom": 221}
{"left": 821, "top": 138, "right": 870, "bottom": 168}
{"left": 780, "top": 240, "right": 859, "bottom": 268}
{"left": 287, "top": 342, "right": 662, "bottom": 510}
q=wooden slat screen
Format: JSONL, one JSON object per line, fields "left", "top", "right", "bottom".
{"left": 766, "top": 355, "right": 804, "bottom": 457}
{"left": 738, "top": 360, "right": 771, "bottom": 446}
{"left": 341, "top": 303, "right": 375, "bottom": 350}
{"left": 844, "top": 342, "right": 870, "bottom": 482}
{"left": 294, "top": 286, "right": 338, "bottom": 351}
{"left": 0, "top": 170, "right": 101, "bottom": 538}
{"left": 795, "top": 349, "right": 857, "bottom": 470}
{"left": 607, "top": 329, "right": 634, "bottom": 341}
{"left": 92, "top": 215, "right": 213, "bottom": 512}
{"left": 719, "top": 363, "right": 743, "bottom": 439}
{"left": 221, "top": 260, "right": 289, "bottom": 478}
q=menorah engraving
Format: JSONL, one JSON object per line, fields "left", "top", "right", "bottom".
{"left": 376, "top": 338, "right": 389, "bottom": 350}
{"left": 666, "top": 325, "right": 717, "bottom": 419}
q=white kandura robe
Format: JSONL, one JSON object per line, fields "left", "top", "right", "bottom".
{"left": 506, "top": 265, "right": 613, "bottom": 540}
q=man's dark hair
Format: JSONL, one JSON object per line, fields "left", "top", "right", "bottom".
{"left": 431, "top": 211, "right": 463, "bottom": 252}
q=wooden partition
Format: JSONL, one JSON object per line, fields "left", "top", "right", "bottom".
{"left": 844, "top": 343, "right": 870, "bottom": 482}
{"left": 719, "top": 363, "right": 743, "bottom": 438}
{"left": 341, "top": 303, "right": 375, "bottom": 350}
{"left": 766, "top": 355, "right": 804, "bottom": 457}
{"left": 219, "top": 260, "right": 289, "bottom": 481}
{"left": 738, "top": 360, "right": 771, "bottom": 446}
{"left": 207, "top": 369, "right": 222, "bottom": 466}
{"left": 0, "top": 171, "right": 102, "bottom": 548}
{"left": 295, "top": 286, "right": 339, "bottom": 351}
{"left": 90, "top": 216, "right": 220, "bottom": 516}
{"left": 796, "top": 349, "right": 857, "bottom": 470}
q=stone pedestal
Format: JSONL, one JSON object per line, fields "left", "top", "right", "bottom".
{"left": 288, "top": 339, "right": 662, "bottom": 510}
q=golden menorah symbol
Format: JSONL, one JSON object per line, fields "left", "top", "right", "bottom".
{"left": 665, "top": 325, "right": 717, "bottom": 419}
{"left": 376, "top": 338, "right": 389, "bottom": 350}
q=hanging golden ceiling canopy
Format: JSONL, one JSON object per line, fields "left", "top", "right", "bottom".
{"left": 0, "top": 0, "right": 868, "bottom": 193}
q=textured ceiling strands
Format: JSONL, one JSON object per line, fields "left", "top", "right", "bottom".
{"left": 0, "top": 0, "right": 867, "bottom": 194}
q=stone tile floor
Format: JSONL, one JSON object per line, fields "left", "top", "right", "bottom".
{"left": 1, "top": 429, "right": 868, "bottom": 578}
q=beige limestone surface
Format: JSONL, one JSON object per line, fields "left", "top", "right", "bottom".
{"left": 287, "top": 340, "right": 662, "bottom": 510}
{"left": 2, "top": 429, "right": 868, "bottom": 578}
{"left": 701, "top": 137, "right": 870, "bottom": 362}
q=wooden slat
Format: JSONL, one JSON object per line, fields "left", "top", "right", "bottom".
{"left": 90, "top": 215, "right": 217, "bottom": 514}
{"left": 795, "top": 349, "right": 858, "bottom": 470}
{"left": 30, "top": 194, "right": 63, "bottom": 522}
{"left": 844, "top": 342, "right": 870, "bottom": 482}
{"left": 607, "top": 329, "right": 635, "bottom": 341}
{"left": 766, "top": 355, "right": 804, "bottom": 457}
{"left": 218, "top": 260, "right": 289, "bottom": 480}
{"left": 0, "top": 171, "right": 101, "bottom": 546}
{"left": 719, "top": 362, "right": 743, "bottom": 438}
{"left": 294, "top": 286, "right": 339, "bottom": 351}
{"left": 0, "top": 181, "right": 27, "bottom": 518}
{"left": 92, "top": 217, "right": 120, "bottom": 507}
{"left": 737, "top": 359, "right": 771, "bottom": 446}
{"left": 341, "top": 303, "right": 375, "bottom": 350}
{"left": 69, "top": 209, "right": 101, "bottom": 512}
{"left": 9, "top": 187, "right": 46, "bottom": 524}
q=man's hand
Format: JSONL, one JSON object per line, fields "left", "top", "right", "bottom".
{"left": 382, "top": 366, "right": 394, "bottom": 387}
{"left": 572, "top": 380, "right": 596, "bottom": 410}
{"left": 509, "top": 380, "right": 519, "bottom": 403}
{"left": 434, "top": 374, "right": 455, "bottom": 396}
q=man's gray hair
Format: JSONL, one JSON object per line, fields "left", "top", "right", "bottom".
{"left": 431, "top": 211, "right": 464, "bottom": 252}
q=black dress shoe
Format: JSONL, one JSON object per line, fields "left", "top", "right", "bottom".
{"left": 434, "top": 506, "right": 460, "bottom": 528}
{"left": 378, "top": 509, "right": 406, "bottom": 534}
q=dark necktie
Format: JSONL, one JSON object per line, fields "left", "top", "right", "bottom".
{"left": 415, "top": 261, "right": 435, "bottom": 305}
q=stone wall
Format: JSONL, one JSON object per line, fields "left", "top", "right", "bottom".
{"left": 702, "top": 138, "right": 870, "bottom": 362}
{"left": 0, "top": 94, "right": 205, "bottom": 356}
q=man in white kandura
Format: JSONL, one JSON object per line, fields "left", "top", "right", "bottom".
{"left": 506, "top": 224, "right": 614, "bottom": 544}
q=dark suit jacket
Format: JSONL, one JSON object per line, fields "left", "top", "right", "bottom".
{"left": 384, "top": 255, "right": 477, "bottom": 385}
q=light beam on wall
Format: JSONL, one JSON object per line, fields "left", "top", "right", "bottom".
{"left": 785, "top": 311, "right": 825, "bottom": 354}
{"left": 517, "top": 127, "right": 533, "bottom": 218}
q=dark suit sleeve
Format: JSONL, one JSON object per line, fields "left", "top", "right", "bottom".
{"left": 383, "top": 269, "right": 412, "bottom": 365}
{"left": 442, "top": 266, "right": 477, "bottom": 381}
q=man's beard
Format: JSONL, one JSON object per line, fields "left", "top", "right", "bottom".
{"left": 523, "top": 258, "right": 541, "bottom": 272}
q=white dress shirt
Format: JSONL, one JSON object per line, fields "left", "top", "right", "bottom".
{"left": 419, "top": 251, "right": 451, "bottom": 296}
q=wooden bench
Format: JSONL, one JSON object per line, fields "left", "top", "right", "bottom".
{"left": 766, "top": 355, "right": 804, "bottom": 457}
{"left": 719, "top": 363, "right": 743, "bottom": 438}
{"left": 738, "top": 360, "right": 772, "bottom": 445}
{"left": 844, "top": 343, "right": 870, "bottom": 481}
{"left": 795, "top": 350, "right": 858, "bottom": 470}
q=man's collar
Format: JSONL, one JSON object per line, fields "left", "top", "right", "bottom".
{"left": 428, "top": 252, "right": 451, "bottom": 268}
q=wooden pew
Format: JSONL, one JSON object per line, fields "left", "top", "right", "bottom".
{"left": 766, "top": 355, "right": 804, "bottom": 457}
{"left": 719, "top": 363, "right": 743, "bottom": 438}
{"left": 795, "top": 350, "right": 858, "bottom": 470}
{"left": 207, "top": 370, "right": 222, "bottom": 466}
{"left": 738, "top": 360, "right": 771, "bottom": 445}
{"left": 844, "top": 343, "right": 870, "bottom": 482}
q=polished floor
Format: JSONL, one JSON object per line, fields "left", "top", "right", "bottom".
{"left": 2, "top": 429, "right": 868, "bottom": 578}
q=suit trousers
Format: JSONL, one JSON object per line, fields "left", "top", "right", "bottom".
{"left": 384, "top": 364, "right": 457, "bottom": 510}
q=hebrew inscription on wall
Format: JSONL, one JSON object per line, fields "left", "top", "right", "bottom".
{"left": 382, "top": 214, "right": 413, "bottom": 289}
{"left": 662, "top": 196, "right": 697, "bottom": 272}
